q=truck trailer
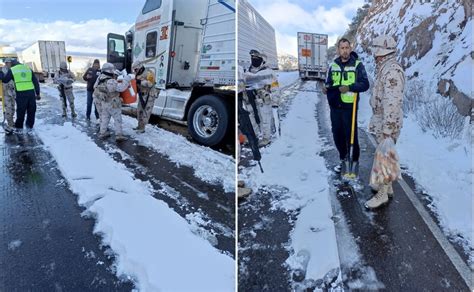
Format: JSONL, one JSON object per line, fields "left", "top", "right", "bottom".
{"left": 238, "top": 0, "right": 278, "bottom": 70}
{"left": 297, "top": 32, "right": 328, "bottom": 80}
{"left": 107, "top": 0, "right": 235, "bottom": 147}
{"left": 20, "top": 40, "right": 67, "bottom": 82}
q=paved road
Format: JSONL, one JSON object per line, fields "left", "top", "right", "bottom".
{"left": 238, "top": 80, "right": 472, "bottom": 291}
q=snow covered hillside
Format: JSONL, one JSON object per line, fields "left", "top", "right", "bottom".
{"left": 356, "top": 0, "right": 472, "bottom": 117}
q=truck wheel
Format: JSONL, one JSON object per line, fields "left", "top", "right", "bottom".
{"left": 187, "top": 94, "right": 229, "bottom": 146}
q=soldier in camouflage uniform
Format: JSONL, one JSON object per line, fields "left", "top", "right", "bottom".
{"left": 2, "top": 58, "right": 16, "bottom": 133}
{"left": 54, "top": 61, "right": 77, "bottom": 118}
{"left": 93, "top": 63, "right": 130, "bottom": 142}
{"left": 132, "top": 61, "right": 159, "bottom": 133}
{"left": 365, "top": 35, "right": 405, "bottom": 210}
{"left": 245, "top": 49, "right": 280, "bottom": 147}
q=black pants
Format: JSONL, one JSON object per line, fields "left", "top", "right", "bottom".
{"left": 86, "top": 90, "right": 99, "bottom": 119}
{"left": 329, "top": 106, "right": 360, "bottom": 161}
{"left": 15, "top": 92, "right": 37, "bottom": 129}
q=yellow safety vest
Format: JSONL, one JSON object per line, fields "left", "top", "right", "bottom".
{"left": 330, "top": 60, "right": 360, "bottom": 103}
{"left": 11, "top": 64, "right": 34, "bottom": 92}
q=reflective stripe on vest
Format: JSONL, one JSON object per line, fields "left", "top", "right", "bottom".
{"left": 11, "top": 64, "right": 35, "bottom": 92}
{"left": 330, "top": 60, "right": 360, "bottom": 103}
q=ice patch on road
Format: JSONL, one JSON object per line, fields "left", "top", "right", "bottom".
{"left": 35, "top": 121, "right": 234, "bottom": 291}
{"left": 243, "top": 81, "right": 340, "bottom": 282}
{"left": 8, "top": 240, "right": 22, "bottom": 251}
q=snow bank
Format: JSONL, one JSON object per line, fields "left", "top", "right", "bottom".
{"left": 35, "top": 122, "right": 234, "bottom": 291}
{"left": 41, "top": 83, "right": 235, "bottom": 193}
{"left": 243, "top": 81, "right": 339, "bottom": 281}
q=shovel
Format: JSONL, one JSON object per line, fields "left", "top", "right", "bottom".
{"left": 343, "top": 92, "right": 358, "bottom": 180}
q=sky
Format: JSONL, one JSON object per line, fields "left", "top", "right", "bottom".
{"left": 0, "top": 0, "right": 145, "bottom": 55}
{"left": 0, "top": 0, "right": 365, "bottom": 57}
{"left": 248, "top": 0, "right": 365, "bottom": 56}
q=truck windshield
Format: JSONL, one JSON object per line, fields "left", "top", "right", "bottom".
{"left": 142, "top": 0, "right": 162, "bottom": 14}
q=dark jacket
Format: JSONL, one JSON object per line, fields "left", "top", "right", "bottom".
{"left": 0, "top": 63, "right": 40, "bottom": 98}
{"left": 83, "top": 67, "right": 101, "bottom": 92}
{"left": 325, "top": 52, "right": 369, "bottom": 109}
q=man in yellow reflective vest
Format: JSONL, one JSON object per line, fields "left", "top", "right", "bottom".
{"left": 0, "top": 59, "right": 40, "bottom": 130}
{"left": 323, "top": 38, "right": 369, "bottom": 175}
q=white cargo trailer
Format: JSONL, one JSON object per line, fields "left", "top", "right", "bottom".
{"left": 238, "top": 0, "right": 278, "bottom": 70}
{"left": 20, "top": 40, "right": 66, "bottom": 82}
{"left": 107, "top": 0, "right": 235, "bottom": 146}
{"left": 297, "top": 32, "right": 328, "bottom": 80}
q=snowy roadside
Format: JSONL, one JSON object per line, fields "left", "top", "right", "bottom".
{"left": 358, "top": 90, "right": 473, "bottom": 266}
{"left": 34, "top": 121, "right": 235, "bottom": 291}
{"left": 241, "top": 81, "right": 340, "bottom": 285}
{"left": 40, "top": 83, "right": 235, "bottom": 193}
{"left": 276, "top": 71, "right": 299, "bottom": 89}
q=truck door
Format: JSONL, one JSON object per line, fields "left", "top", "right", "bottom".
{"left": 107, "top": 33, "right": 126, "bottom": 70}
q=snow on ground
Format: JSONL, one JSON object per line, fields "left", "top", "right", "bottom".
{"left": 276, "top": 71, "right": 299, "bottom": 88}
{"left": 242, "top": 81, "right": 340, "bottom": 282}
{"left": 358, "top": 88, "right": 473, "bottom": 264}
{"left": 35, "top": 121, "right": 234, "bottom": 291}
{"left": 40, "top": 83, "right": 235, "bottom": 193}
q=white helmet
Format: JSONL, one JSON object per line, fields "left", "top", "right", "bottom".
{"left": 372, "top": 35, "right": 397, "bottom": 57}
{"left": 101, "top": 62, "right": 115, "bottom": 74}
{"left": 131, "top": 60, "right": 142, "bottom": 70}
{"left": 60, "top": 61, "right": 68, "bottom": 70}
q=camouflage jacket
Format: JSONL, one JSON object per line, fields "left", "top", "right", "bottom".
{"left": 93, "top": 74, "right": 129, "bottom": 108}
{"left": 1, "top": 66, "right": 15, "bottom": 97}
{"left": 136, "top": 68, "right": 159, "bottom": 98}
{"left": 370, "top": 55, "right": 405, "bottom": 135}
{"left": 245, "top": 65, "right": 280, "bottom": 106}
{"left": 54, "top": 70, "right": 75, "bottom": 87}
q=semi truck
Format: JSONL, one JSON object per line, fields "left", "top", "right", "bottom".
{"left": 238, "top": 0, "right": 278, "bottom": 70}
{"left": 107, "top": 0, "right": 235, "bottom": 147}
{"left": 20, "top": 40, "right": 67, "bottom": 82}
{"left": 297, "top": 32, "right": 328, "bottom": 80}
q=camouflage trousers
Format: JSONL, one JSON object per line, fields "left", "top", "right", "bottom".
{"left": 137, "top": 93, "right": 156, "bottom": 130}
{"left": 369, "top": 114, "right": 400, "bottom": 144}
{"left": 62, "top": 88, "right": 76, "bottom": 116}
{"left": 243, "top": 99, "right": 260, "bottom": 137}
{"left": 100, "top": 101, "right": 123, "bottom": 136}
{"left": 3, "top": 92, "right": 15, "bottom": 128}
{"left": 257, "top": 100, "right": 274, "bottom": 141}
{"left": 94, "top": 98, "right": 103, "bottom": 120}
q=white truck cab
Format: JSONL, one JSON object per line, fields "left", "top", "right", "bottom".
{"left": 107, "top": 0, "right": 235, "bottom": 147}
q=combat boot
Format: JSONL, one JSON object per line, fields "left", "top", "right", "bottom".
{"left": 387, "top": 182, "right": 394, "bottom": 199}
{"left": 116, "top": 134, "right": 128, "bottom": 142}
{"left": 258, "top": 137, "right": 270, "bottom": 147}
{"left": 238, "top": 187, "right": 252, "bottom": 198}
{"left": 365, "top": 185, "right": 389, "bottom": 209}
{"left": 99, "top": 132, "right": 110, "bottom": 139}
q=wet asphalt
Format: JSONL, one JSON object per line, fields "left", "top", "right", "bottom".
{"left": 0, "top": 132, "right": 134, "bottom": 291}
{"left": 238, "top": 80, "right": 471, "bottom": 291}
{"left": 316, "top": 83, "right": 471, "bottom": 291}
{"left": 0, "top": 84, "right": 235, "bottom": 290}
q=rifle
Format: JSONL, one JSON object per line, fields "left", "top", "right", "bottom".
{"left": 58, "top": 84, "right": 67, "bottom": 108}
{"left": 238, "top": 93, "right": 263, "bottom": 173}
{"left": 245, "top": 89, "right": 260, "bottom": 125}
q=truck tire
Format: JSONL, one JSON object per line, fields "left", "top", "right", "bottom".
{"left": 187, "top": 94, "right": 229, "bottom": 146}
